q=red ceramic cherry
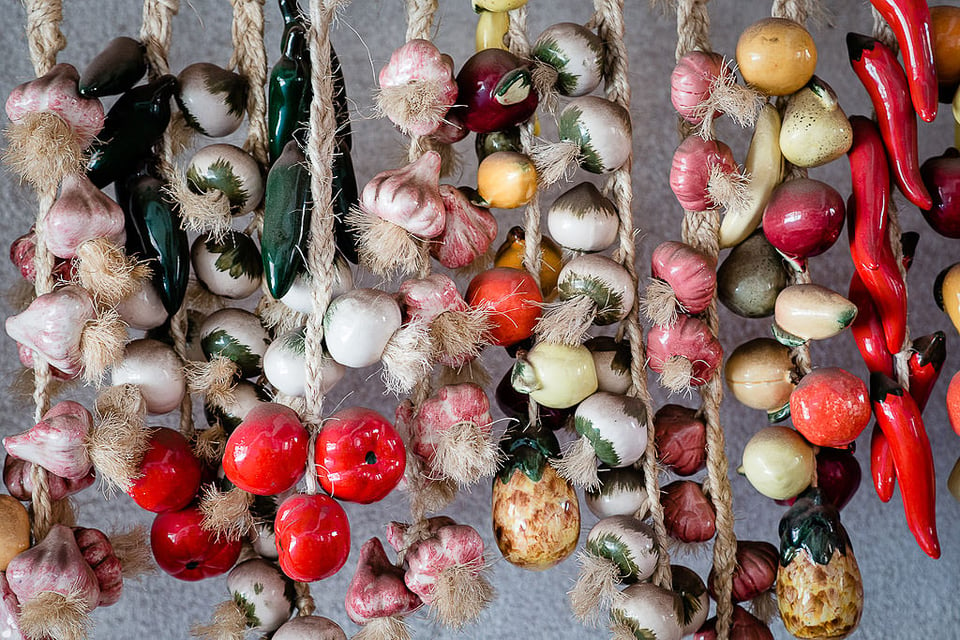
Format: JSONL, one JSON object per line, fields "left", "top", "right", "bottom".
{"left": 762, "top": 178, "right": 845, "bottom": 266}
{"left": 150, "top": 505, "right": 242, "bottom": 581}
{"left": 127, "top": 427, "right": 202, "bottom": 513}
{"left": 920, "top": 148, "right": 960, "bottom": 238}
{"left": 315, "top": 407, "right": 405, "bottom": 504}
{"left": 790, "top": 367, "right": 871, "bottom": 447}
{"left": 222, "top": 403, "right": 308, "bottom": 496}
{"left": 274, "top": 493, "right": 350, "bottom": 582}
{"left": 454, "top": 49, "right": 538, "bottom": 133}
{"left": 465, "top": 267, "right": 542, "bottom": 347}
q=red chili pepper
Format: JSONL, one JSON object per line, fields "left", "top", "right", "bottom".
{"left": 871, "top": 424, "right": 897, "bottom": 502}
{"left": 847, "top": 33, "right": 932, "bottom": 210}
{"left": 849, "top": 271, "right": 894, "bottom": 378}
{"left": 870, "top": 373, "right": 940, "bottom": 559}
{"left": 847, "top": 116, "right": 889, "bottom": 270}
{"left": 869, "top": 0, "right": 938, "bottom": 123}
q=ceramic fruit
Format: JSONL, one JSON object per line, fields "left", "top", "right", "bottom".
{"left": 186, "top": 143, "right": 265, "bottom": 215}
{"left": 511, "top": 342, "right": 598, "bottom": 409}
{"left": 3, "top": 400, "right": 93, "bottom": 481}
{"left": 493, "top": 425, "right": 580, "bottom": 570}
{"left": 779, "top": 76, "right": 853, "bottom": 168}
{"left": 43, "top": 173, "right": 126, "bottom": 259}
{"left": 763, "top": 178, "right": 845, "bottom": 265}
{"left": 932, "top": 6, "right": 960, "bottom": 91}
{"left": 360, "top": 150, "right": 446, "bottom": 237}
{"left": 323, "top": 289, "right": 402, "bottom": 368}
{"left": 777, "top": 490, "right": 863, "bottom": 639}
{"left": 718, "top": 230, "right": 789, "bottom": 318}
{"left": 150, "top": 506, "right": 243, "bottom": 581}
{"left": 936, "top": 262, "right": 960, "bottom": 335}
{"left": 740, "top": 426, "right": 815, "bottom": 500}
{"left": 661, "top": 480, "right": 717, "bottom": 543}
{"left": 546, "top": 182, "right": 619, "bottom": 253}
{"left": 531, "top": 23, "right": 604, "bottom": 97}
{"left": 0, "top": 496, "right": 29, "bottom": 571}
{"left": 377, "top": 39, "right": 457, "bottom": 136}
{"left": 204, "top": 380, "right": 268, "bottom": 431}
{"left": 708, "top": 540, "right": 778, "bottom": 603}
{"left": 724, "top": 337, "right": 796, "bottom": 419}
{"left": 948, "top": 457, "right": 960, "bottom": 502}
{"left": 585, "top": 515, "right": 658, "bottom": 583}
{"left": 126, "top": 427, "right": 202, "bottom": 513}
{"left": 200, "top": 308, "right": 270, "bottom": 378}
{"left": 610, "top": 582, "right": 683, "bottom": 640}
{"left": 432, "top": 185, "right": 498, "bottom": 269}
{"left": 466, "top": 267, "right": 542, "bottom": 347}
{"left": 493, "top": 227, "right": 562, "bottom": 296}
{"left": 773, "top": 283, "right": 857, "bottom": 345}
{"left": 476, "top": 151, "right": 538, "bottom": 208}
{"left": 273, "top": 616, "right": 347, "bottom": 640}
{"left": 278, "top": 253, "right": 354, "bottom": 315}
{"left": 176, "top": 62, "right": 247, "bottom": 137}
{"left": 558, "top": 96, "right": 632, "bottom": 174}
{"left": 669, "top": 135, "right": 739, "bottom": 211}
{"left": 5, "top": 285, "right": 97, "bottom": 377}
{"left": 790, "top": 367, "right": 870, "bottom": 447}
{"left": 3, "top": 454, "right": 96, "bottom": 502}
{"left": 695, "top": 604, "right": 774, "bottom": 640}
{"left": 455, "top": 48, "right": 537, "bottom": 133}
{"left": 654, "top": 404, "right": 707, "bottom": 476}
{"left": 920, "top": 148, "right": 960, "bottom": 238}
{"left": 111, "top": 338, "right": 186, "bottom": 415}
{"left": 6, "top": 524, "right": 100, "bottom": 614}
{"left": 274, "top": 493, "right": 351, "bottom": 582}
{"left": 315, "top": 407, "right": 405, "bottom": 504}
{"left": 494, "top": 368, "right": 573, "bottom": 431}
{"left": 585, "top": 467, "right": 648, "bottom": 520}
{"left": 227, "top": 559, "right": 293, "bottom": 633}
{"left": 736, "top": 17, "right": 817, "bottom": 95}
{"left": 475, "top": 9, "right": 509, "bottom": 50}
{"left": 585, "top": 336, "right": 632, "bottom": 395}
{"left": 222, "top": 403, "right": 308, "bottom": 496}
{"left": 345, "top": 538, "right": 421, "bottom": 625}
{"left": 778, "top": 446, "right": 862, "bottom": 511}
{"left": 79, "top": 36, "right": 147, "bottom": 98}
{"left": 573, "top": 392, "right": 648, "bottom": 469}
{"left": 650, "top": 241, "right": 717, "bottom": 316}
{"left": 191, "top": 231, "right": 263, "bottom": 299}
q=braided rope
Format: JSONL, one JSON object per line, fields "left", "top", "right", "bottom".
{"left": 229, "top": 0, "right": 269, "bottom": 167}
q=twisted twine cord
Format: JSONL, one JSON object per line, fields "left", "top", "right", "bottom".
{"left": 770, "top": 0, "right": 809, "bottom": 23}
{"left": 229, "top": 0, "right": 269, "bottom": 167}
{"left": 592, "top": 0, "right": 671, "bottom": 589}
{"left": 674, "top": 0, "right": 735, "bottom": 636}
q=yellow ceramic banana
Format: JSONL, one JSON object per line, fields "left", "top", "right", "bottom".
{"left": 718, "top": 103, "right": 783, "bottom": 249}
{"left": 476, "top": 10, "right": 509, "bottom": 51}
{"left": 474, "top": 0, "right": 527, "bottom": 11}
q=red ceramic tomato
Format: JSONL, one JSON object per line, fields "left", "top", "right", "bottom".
{"left": 790, "top": 367, "right": 871, "bottom": 447}
{"left": 315, "top": 407, "right": 405, "bottom": 504}
{"left": 274, "top": 493, "right": 350, "bottom": 582}
{"left": 150, "top": 505, "right": 242, "bottom": 581}
{"left": 465, "top": 267, "right": 542, "bottom": 347}
{"left": 222, "top": 403, "right": 308, "bottom": 496}
{"left": 127, "top": 428, "right": 202, "bottom": 513}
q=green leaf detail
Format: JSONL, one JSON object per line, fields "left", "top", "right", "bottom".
{"left": 201, "top": 329, "right": 261, "bottom": 377}
{"left": 575, "top": 414, "right": 620, "bottom": 466}
{"left": 675, "top": 590, "right": 703, "bottom": 627}
{"left": 177, "top": 101, "right": 208, "bottom": 135}
{"left": 205, "top": 70, "right": 249, "bottom": 118}
{"left": 283, "top": 327, "right": 306, "bottom": 356}
{"left": 586, "top": 532, "right": 639, "bottom": 579}
{"left": 187, "top": 157, "right": 250, "bottom": 209}
{"left": 778, "top": 490, "right": 850, "bottom": 566}
{"left": 558, "top": 104, "right": 604, "bottom": 173}
{"left": 208, "top": 233, "right": 263, "bottom": 280}
{"left": 232, "top": 592, "right": 260, "bottom": 628}
{"left": 611, "top": 609, "right": 658, "bottom": 640}
{"left": 253, "top": 582, "right": 264, "bottom": 595}
{"left": 558, "top": 274, "right": 625, "bottom": 324}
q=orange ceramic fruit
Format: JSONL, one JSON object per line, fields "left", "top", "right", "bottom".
{"left": 477, "top": 151, "right": 538, "bottom": 208}
{"left": 790, "top": 367, "right": 870, "bottom": 447}
{"left": 736, "top": 17, "right": 817, "bottom": 96}
{"left": 932, "top": 6, "right": 960, "bottom": 88}
{"left": 946, "top": 370, "right": 960, "bottom": 437}
{"left": 465, "top": 267, "right": 543, "bottom": 347}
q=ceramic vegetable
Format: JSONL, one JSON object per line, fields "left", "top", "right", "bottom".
{"left": 546, "top": 182, "right": 619, "bottom": 253}
{"left": 116, "top": 279, "right": 167, "bottom": 330}
{"left": 263, "top": 327, "right": 344, "bottom": 397}
{"left": 779, "top": 76, "right": 853, "bottom": 168}
{"left": 777, "top": 489, "right": 864, "bottom": 638}
{"left": 126, "top": 427, "right": 201, "bottom": 513}
{"left": 869, "top": 0, "right": 937, "bottom": 122}
{"left": 654, "top": 404, "right": 707, "bottom": 476}
{"left": 511, "top": 342, "right": 598, "bottom": 409}
{"left": 191, "top": 231, "right": 262, "bottom": 299}
{"left": 790, "top": 367, "right": 870, "bottom": 447}
{"left": 724, "top": 337, "right": 796, "bottom": 420}
{"left": 377, "top": 39, "right": 458, "bottom": 136}
{"left": 70, "top": 527, "right": 123, "bottom": 606}
{"left": 345, "top": 538, "right": 421, "bottom": 625}
{"left": 278, "top": 253, "right": 353, "bottom": 315}
{"left": 362, "top": 150, "right": 446, "bottom": 238}
{"left": 111, "top": 338, "right": 186, "bottom": 415}
{"left": 773, "top": 283, "right": 857, "bottom": 345}
{"left": 79, "top": 36, "right": 147, "bottom": 97}
{"left": 671, "top": 50, "right": 726, "bottom": 125}
{"left": 315, "top": 407, "right": 405, "bottom": 504}
{"left": 273, "top": 616, "right": 347, "bottom": 640}
{"left": 672, "top": 565, "right": 709, "bottom": 637}
{"left": 584, "top": 467, "right": 648, "bottom": 519}
{"left": 669, "top": 135, "right": 739, "bottom": 212}
{"left": 476, "top": 151, "right": 538, "bottom": 208}
{"left": 610, "top": 582, "right": 683, "bottom": 640}
{"left": 493, "top": 424, "right": 580, "bottom": 570}
{"left": 720, "top": 103, "right": 784, "bottom": 248}
{"left": 6, "top": 62, "right": 105, "bottom": 147}
{"left": 3, "top": 454, "right": 95, "bottom": 502}
{"left": 762, "top": 178, "right": 845, "bottom": 267}
{"left": 432, "top": 185, "right": 497, "bottom": 269}
{"left": 222, "top": 402, "right": 308, "bottom": 496}
{"left": 323, "top": 288, "right": 400, "bottom": 367}
{"left": 648, "top": 241, "right": 716, "bottom": 323}
{"left": 718, "top": 230, "right": 789, "bottom": 318}
{"left": 274, "top": 493, "right": 351, "bottom": 582}
{"left": 475, "top": 9, "right": 509, "bottom": 51}
{"left": 150, "top": 506, "right": 243, "bottom": 581}
{"left": 662, "top": 480, "right": 716, "bottom": 543}
{"left": 43, "top": 173, "right": 126, "bottom": 259}
{"left": 455, "top": 48, "right": 537, "bottom": 133}
{"left": 3, "top": 400, "right": 93, "bottom": 481}
{"left": 466, "top": 267, "right": 542, "bottom": 347}
{"left": 708, "top": 540, "right": 778, "bottom": 604}
{"left": 647, "top": 315, "right": 723, "bottom": 392}
{"left": 267, "top": 25, "right": 309, "bottom": 164}
{"left": 176, "top": 62, "right": 246, "bottom": 137}
{"left": 739, "top": 426, "right": 815, "bottom": 500}
{"left": 847, "top": 33, "right": 932, "bottom": 209}
{"left": 187, "top": 143, "right": 265, "bottom": 216}
{"left": 200, "top": 308, "right": 270, "bottom": 379}
{"left": 226, "top": 559, "right": 293, "bottom": 633}
{"left": 204, "top": 380, "right": 268, "bottom": 431}
{"left": 493, "top": 227, "right": 562, "bottom": 296}
{"left": 736, "top": 17, "right": 817, "bottom": 96}
{"left": 494, "top": 369, "right": 573, "bottom": 431}
{"left": 0, "top": 496, "right": 29, "bottom": 572}
{"left": 585, "top": 336, "right": 632, "bottom": 395}
{"left": 695, "top": 604, "right": 774, "bottom": 640}
{"left": 920, "top": 148, "right": 960, "bottom": 237}
{"left": 556, "top": 96, "right": 632, "bottom": 175}
{"left": 936, "top": 261, "right": 960, "bottom": 335}
{"left": 531, "top": 23, "right": 604, "bottom": 97}
{"left": 792, "top": 446, "right": 862, "bottom": 512}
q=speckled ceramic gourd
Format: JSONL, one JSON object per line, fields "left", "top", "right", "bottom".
{"left": 111, "top": 338, "right": 186, "bottom": 415}
{"left": 199, "top": 308, "right": 271, "bottom": 379}
{"left": 779, "top": 76, "right": 853, "bottom": 168}
{"left": 187, "top": 144, "right": 265, "bottom": 216}
{"left": 718, "top": 230, "right": 789, "bottom": 318}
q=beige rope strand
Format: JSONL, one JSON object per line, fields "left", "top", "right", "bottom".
{"left": 593, "top": 0, "right": 671, "bottom": 589}
{"left": 229, "top": 0, "right": 269, "bottom": 167}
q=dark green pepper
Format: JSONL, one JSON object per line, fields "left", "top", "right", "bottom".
{"left": 262, "top": 140, "right": 311, "bottom": 299}
{"left": 268, "top": 26, "right": 310, "bottom": 165}
{"left": 476, "top": 127, "right": 523, "bottom": 163}
{"left": 79, "top": 36, "right": 147, "bottom": 98}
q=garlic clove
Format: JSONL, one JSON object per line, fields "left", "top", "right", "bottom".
{"left": 345, "top": 537, "right": 421, "bottom": 624}
{"left": 6, "top": 524, "right": 100, "bottom": 611}
{"left": 73, "top": 528, "right": 123, "bottom": 607}
{"left": 3, "top": 400, "right": 93, "bottom": 480}
{"left": 5, "top": 286, "right": 97, "bottom": 377}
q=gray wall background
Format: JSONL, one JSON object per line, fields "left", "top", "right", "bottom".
{"left": 1, "top": 0, "right": 958, "bottom": 638}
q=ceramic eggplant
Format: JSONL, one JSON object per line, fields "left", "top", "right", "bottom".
{"left": 0, "top": 496, "right": 29, "bottom": 572}
{"left": 718, "top": 230, "right": 790, "bottom": 318}
{"left": 263, "top": 327, "right": 345, "bottom": 397}
{"left": 740, "top": 426, "right": 816, "bottom": 500}
{"left": 763, "top": 178, "right": 845, "bottom": 267}
{"left": 662, "top": 480, "right": 717, "bottom": 543}
{"left": 86, "top": 75, "right": 177, "bottom": 188}
{"left": 122, "top": 174, "right": 190, "bottom": 317}
{"left": 584, "top": 336, "right": 632, "bottom": 395}
{"left": 492, "top": 422, "right": 580, "bottom": 570}
{"left": 584, "top": 467, "right": 648, "bottom": 519}
{"left": 262, "top": 140, "right": 310, "bottom": 299}
{"left": 377, "top": 39, "right": 458, "bottom": 136}
{"left": 557, "top": 96, "right": 632, "bottom": 175}
{"left": 511, "top": 342, "right": 598, "bottom": 409}
{"left": 110, "top": 338, "right": 186, "bottom": 415}
{"left": 780, "top": 76, "right": 853, "bottom": 168}
{"left": 6, "top": 63, "right": 104, "bottom": 145}
{"left": 777, "top": 489, "right": 863, "bottom": 638}
{"left": 654, "top": 404, "right": 707, "bottom": 477}
{"left": 79, "top": 36, "right": 147, "bottom": 98}
{"left": 227, "top": 559, "right": 293, "bottom": 633}
{"left": 5, "top": 285, "right": 97, "bottom": 377}
{"left": 176, "top": 62, "right": 247, "bottom": 138}
{"left": 546, "top": 182, "right": 619, "bottom": 253}
{"left": 200, "top": 308, "right": 271, "bottom": 379}
{"left": 3, "top": 400, "right": 93, "bottom": 481}
{"left": 191, "top": 232, "right": 261, "bottom": 301}
{"left": 724, "top": 337, "right": 797, "bottom": 420}
{"left": 455, "top": 48, "right": 538, "bottom": 133}
{"left": 186, "top": 143, "right": 265, "bottom": 216}
{"left": 42, "top": 173, "right": 126, "bottom": 259}
{"left": 345, "top": 538, "right": 421, "bottom": 625}
{"left": 695, "top": 604, "right": 774, "bottom": 640}
{"left": 531, "top": 23, "right": 604, "bottom": 97}
{"left": 920, "top": 147, "right": 960, "bottom": 238}
{"left": 268, "top": 25, "right": 310, "bottom": 164}
{"left": 773, "top": 284, "right": 858, "bottom": 345}
{"left": 431, "top": 185, "right": 498, "bottom": 269}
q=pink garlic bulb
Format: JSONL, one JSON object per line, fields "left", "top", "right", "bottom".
{"left": 669, "top": 136, "right": 739, "bottom": 212}
{"left": 73, "top": 527, "right": 123, "bottom": 607}
{"left": 5, "top": 285, "right": 97, "bottom": 377}
{"left": 650, "top": 241, "right": 717, "bottom": 316}
{"left": 671, "top": 51, "right": 727, "bottom": 125}
{"left": 3, "top": 454, "right": 96, "bottom": 501}
{"left": 384, "top": 516, "right": 456, "bottom": 555}
{"left": 17, "top": 343, "right": 75, "bottom": 381}
{"left": 430, "top": 108, "right": 469, "bottom": 144}
{"left": 42, "top": 174, "right": 126, "bottom": 259}
{"left": 360, "top": 151, "right": 447, "bottom": 238}
{"left": 378, "top": 39, "right": 458, "bottom": 137}
{"left": 345, "top": 538, "right": 422, "bottom": 624}
{"left": 6, "top": 524, "right": 101, "bottom": 613}
{"left": 9, "top": 230, "right": 77, "bottom": 285}
{"left": 432, "top": 186, "right": 498, "bottom": 269}
{"left": 5, "top": 63, "right": 105, "bottom": 145}
{"left": 399, "top": 274, "right": 467, "bottom": 324}
{"left": 647, "top": 315, "right": 723, "bottom": 390}
{"left": 3, "top": 400, "right": 93, "bottom": 480}
{"left": 411, "top": 383, "right": 493, "bottom": 466}
{"left": 403, "top": 523, "right": 486, "bottom": 605}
